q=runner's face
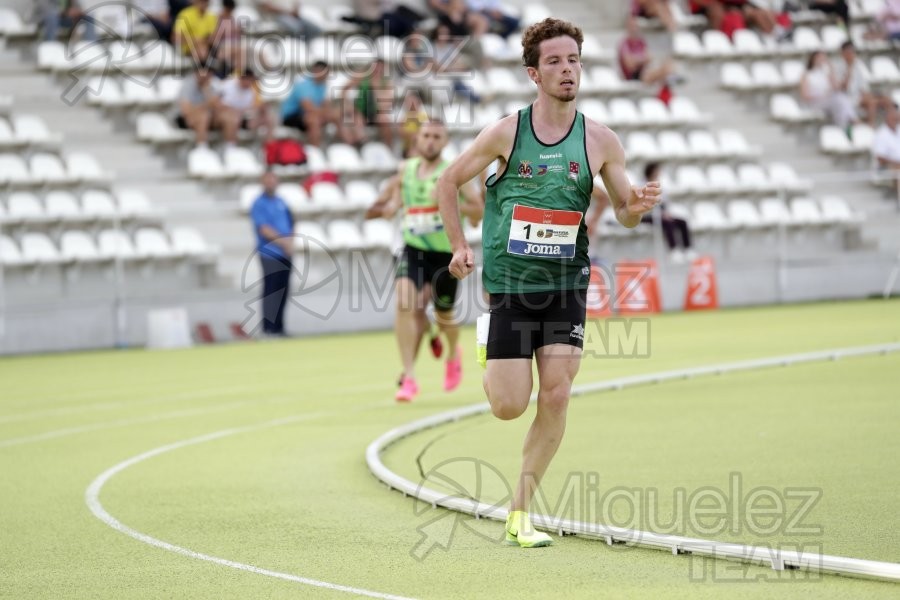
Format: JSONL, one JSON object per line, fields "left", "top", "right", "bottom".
{"left": 532, "top": 36, "right": 581, "bottom": 103}
{"left": 416, "top": 124, "right": 448, "bottom": 161}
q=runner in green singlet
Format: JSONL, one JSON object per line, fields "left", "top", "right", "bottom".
{"left": 436, "top": 18, "right": 662, "bottom": 548}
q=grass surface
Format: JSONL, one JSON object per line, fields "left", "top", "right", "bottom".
{"left": 1, "top": 300, "right": 898, "bottom": 599}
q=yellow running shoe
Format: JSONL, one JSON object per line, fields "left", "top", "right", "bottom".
{"left": 504, "top": 510, "right": 553, "bottom": 548}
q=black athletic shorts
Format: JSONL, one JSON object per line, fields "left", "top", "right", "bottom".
{"left": 486, "top": 288, "right": 588, "bottom": 360}
{"left": 395, "top": 245, "right": 459, "bottom": 312}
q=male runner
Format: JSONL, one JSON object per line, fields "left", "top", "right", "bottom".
{"left": 369, "top": 119, "right": 483, "bottom": 402}
{"left": 436, "top": 18, "right": 661, "bottom": 547}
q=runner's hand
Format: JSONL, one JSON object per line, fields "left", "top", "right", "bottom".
{"left": 626, "top": 181, "right": 662, "bottom": 217}
{"left": 449, "top": 246, "right": 475, "bottom": 280}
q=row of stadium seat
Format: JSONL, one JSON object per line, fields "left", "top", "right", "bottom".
{"left": 239, "top": 180, "right": 378, "bottom": 215}
{"left": 625, "top": 129, "right": 760, "bottom": 162}
{"left": 0, "top": 152, "right": 109, "bottom": 186}
{"left": 1, "top": 227, "right": 212, "bottom": 265}
{"left": 0, "top": 114, "right": 61, "bottom": 147}
{"left": 658, "top": 161, "right": 812, "bottom": 197}
{"left": 0, "top": 189, "right": 157, "bottom": 223}
{"left": 721, "top": 56, "right": 900, "bottom": 93}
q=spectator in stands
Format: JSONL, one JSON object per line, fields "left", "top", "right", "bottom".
{"left": 341, "top": 59, "right": 396, "bottom": 148}
{"left": 281, "top": 61, "right": 339, "bottom": 147}
{"left": 429, "top": 0, "right": 487, "bottom": 68}
{"left": 873, "top": 103, "right": 900, "bottom": 184}
{"left": 173, "top": 0, "right": 218, "bottom": 59}
{"left": 641, "top": 163, "right": 695, "bottom": 263}
{"left": 176, "top": 67, "right": 219, "bottom": 147}
{"left": 690, "top": 0, "right": 788, "bottom": 40}
{"left": 632, "top": 0, "right": 678, "bottom": 33}
{"left": 805, "top": 0, "right": 849, "bottom": 28}
{"left": 257, "top": 0, "right": 322, "bottom": 39}
{"left": 800, "top": 50, "right": 858, "bottom": 130}
{"left": 618, "top": 17, "right": 680, "bottom": 87}
{"left": 466, "top": 0, "right": 520, "bottom": 39}
{"left": 836, "top": 41, "right": 882, "bottom": 128}
{"left": 212, "top": 0, "right": 244, "bottom": 70}
{"left": 40, "top": 0, "right": 96, "bottom": 42}
{"left": 342, "top": 0, "right": 424, "bottom": 38}
{"left": 868, "top": 0, "right": 900, "bottom": 42}
{"left": 215, "top": 68, "right": 273, "bottom": 146}
{"left": 429, "top": 24, "right": 482, "bottom": 103}
{"left": 138, "top": 0, "right": 190, "bottom": 43}
{"left": 399, "top": 90, "right": 429, "bottom": 157}
{"left": 250, "top": 171, "right": 294, "bottom": 337}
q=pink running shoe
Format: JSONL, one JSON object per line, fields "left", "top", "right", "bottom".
{"left": 444, "top": 347, "right": 462, "bottom": 392}
{"left": 395, "top": 376, "right": 419, "bottom": 402}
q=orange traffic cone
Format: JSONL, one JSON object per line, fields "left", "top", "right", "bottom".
{"left": 684, "top": 255, "right": 719, "bottom": 311}
{"left": 616, "top": 260, "right": 661, "bottom": 314}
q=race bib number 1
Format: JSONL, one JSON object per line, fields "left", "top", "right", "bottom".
{"left": 507, "top": 204, "right": 582, "bottom": 259}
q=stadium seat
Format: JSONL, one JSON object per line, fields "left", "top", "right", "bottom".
{"left": 155, "top": 76, "right": 183, "bottom": 104}
{"left": 7, "top": 192, "right": 44, "bottom": 222}
{"left": 37, "top": 42, "right": 67, "bottom": 71}
{"left": 342, "top": 35, "right": 378, "bottom": 65}
{"left": 578, "top": 99, "right": 609, "bottom": 123}
{"left": 789, "top": 27, "right": 822, "bottom": 53}
{"left": 521, "top": 3, "right": 551, "bottom": 25}
{"left": 870, "top": 56, "right": 900, "bottom": 85}
{"left": 673, "top": 31, "right": 704, "bottom": 60}
{"left": 718, "top": 129, "right": 757, "bottom": 157}
{"left": 362, "top": 220, "right": 395, "bottom": 249}
{"left": 737, "top": 163, "right": 770, "bottom": 192}
{"left": 727, "top": 200, "right": 763, "bottom": 228}
{"left": 702, "top": 30, "right": 734, "bottom": 59}
{"left": 275, "top": 183, "right": 310, "bottom": 214}
{"left": 60, "top": 230, "right": 102, "bottom": 262}
{"left": 295, "top": 221, "right": 329, "bottom": 248}
{"left": 310, "top": 182, "right": 345, "bottom": 212}
{"left": 91, "top": 77, "right": 124, "bottom": 107}
{"left": 188, "top": 147, "right": 227, "bottom": 179}
{"left": 67, "top": 152, "right": 107, "bottom": 182}
{"left": 609, "top": 98, "right": 641, "bottom": 126}
{"left": 819, "top": 125, "right": 852, "bottom": 155}
{"left": 31, "top": 153, "right": 71, "bottom": 184}
{"left": 780, "top": 60, "right": 806, "bottom": 87}
{"left": 627, "top": 131, "right": 658, "bottom": 160}
{"left": 361, "top": 141, "right": 397, "bottom": 171}
{"left": 732, "top": 29, "right": 766, "bottom": 57}
{"left": 135, "top": 228, "right": 174, "bottom": 258}
{"left": 668, "top": 97, "right": 705, "bottom": 124}
{"left": 639, "top": 98, "right": 671, "bottom": 127}
{"left": 170, "top": 227, "right": 212, "bottom": 256}
{"left": 327, "top": 220, "right": 364, "bottom": 250}
{"left": 0, "top": 153, "right": 30, "bottom": 185}
{"left": 20, "top": 232, "right": 61, "bottom": 264}
{"left": 97, "top": 229, "right": 138, "bottom": 260}
{"left": 707, "top": 164, "right": 739, "bottom": 193}
{"left": 580, "top": 34, "right": 610, "bottom": 63}
{"left": 303, "top": 144, "right": 330, "bottom": 172}
{"left": 692, "top": 202, "right": 730, "bottom": 230}
{"left": 44, "top": 190, "right": 82, "bottom": 221}
{"left": 480, "top": 33, "right": 515, "bottom": 63}
{"left": 720, "top": 62, "right": 752, "bottom": 91}
{"left": 240, "top": 184, "right": 263, "bottom": 212}
{"left": 820, "top": 196, "right": 856, "bottom": 223}
{"left": 374, "top": 35, "right": 403, "bottom": 64}
{"left": 687, "top": 130, "right": 720, "bottom": 159}
{"left": 344, "top": 180, "right": 378, "bottom": 210}
{"left": 659, "top": 130, "right": 690, "bottom": 158}
{"left": 224, "top": 146, "right": 264, "bottom": 178}
{"left": 674, "top": 164, "right": 707, "bottom": 194}
{"left": 326, "top": 143, "right": 364, "bottom": 174}
{"left": 116, "top": 189, "right": 154, "bottom": 218}
{"left": 12, "top": 114, "right": 53, "bottom": 144}
{"left": 588, "top": 66, "right": 632, "bottom": 94}
{"left": 820, "top": 24, "right": 848, "bottom": 51}
{"left": 486, "top": 67, "right": 522, "bottom": 96}
{"left": 81, "top": 190, "right": 118, "bottom": 219}
{"left": 770, "top": 93, "right": 823, "bottom": 124}
{"left": 136, "top": 112, "right": 189, "bottom": 143}
{"left": 790, "top": 197, "right": 824, "bottom": 224}
{"left": 768, "top": 162, "right": 810, "bottom": 191}
{"left": 851, "top": 124, "right": 875, "bottom": 151}
{"left": 121, "top": 79, "right": 160, "bottom": 106}
{"left": 759, "top": 197, "right": 793, "bottom": 226}
{"left": 0, "top": 117, "right": 14, "bottom": 148}
{"left": 0, "top": 7, "right": 35, "bottom": 37}
{"left": 0, "top": 235, "right": 24, "bottom": 266}
{"left": 750, "top": 61, "right": 784, "bottom": 91}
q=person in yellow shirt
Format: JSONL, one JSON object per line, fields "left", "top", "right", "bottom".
{"left": 173, "top": 0, "right": 218, "bottom": 58}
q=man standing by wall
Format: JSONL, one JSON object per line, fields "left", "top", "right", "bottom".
{"left": 251, "top": 171, "right": 295, "bottom": 337}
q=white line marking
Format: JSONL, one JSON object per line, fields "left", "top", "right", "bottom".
{"left": 86, "top": 406, "right": 417, "bottom": 600}
{"left": 367, "top": 342, "right": 900, "bottom": 582}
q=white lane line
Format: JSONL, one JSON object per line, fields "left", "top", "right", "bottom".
{"left": 367, "top": 341, "right": 900, "bottom": 583}
{"left": 0, "top": 387, "right": 261, "bottom": 425}
{"left": 86, "top": 407, "right": 417, "bottom": 600}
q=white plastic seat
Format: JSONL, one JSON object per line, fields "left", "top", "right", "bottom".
{"left": 303, "top": 144, "right": 330, "bottom": 172}
{"left": 0, "top": 8, "right": 32, "bottom": 36}
{"left": 326, "top": 219, "right": 364, "bottom": 250}
{"left": 759, "top": 197, "right": 793, "bottom": 226}
{"left": 658, "top": 130, "right": 690, "bottom": 158}
{"left": 720, "top": 62, "right": 752, "bottom": 90}
{"left": 521, "top": 3, "right": 551, "bottom": 25}
{"left": 361, "top": 141, "right": 397, "bottom": 171}
{"left": 155, "top": 76, "right": 183, "bottom": 104}
{"left": 674, "top": 165, "right": 707, "bottom": 194}
{"left": 702, "top": 30, "right": 734, "bottom": 58}
{"left": 870, "top": 56, "right": 900, "bottom": 85}
{"left": 188, "top": 147, "right": 226, "bottom": 178}
{"left": 7, "top": 192, "right": 44, "bottom": 221}
{"left": 136, "top": 112, "right": 184, "bottom": 143}
{"left": 362, "top": 220, "right": 395, "bottom": 249}
{"left": 639, "top": 97, "right": 670, "bottom": 126}
{"left": 135, "top": 228, "right": 174, "bottom": 258}
{"left": 170, "top": 227, "right": 211, "bottom": 256}
{"left": 307, "top": 36, "right": 340, "bottom": 65}
{"left": 97, "top": 229, "right": 138, "bottom": 260}
{"left": 687, "top": 130, "right": 719, "bottom": 159}
{"left": 790, "top": 27, "right": 822, "bottom": 53}
{"left": 374, "top": 35, "right": 404, "bottom": 64}
{"left": 21, "top": 233, "right": 61, "bottom": 264}
{"left": 344, "top": 180, "right": 378, "bottom": 210}
{"left": 67, "top": 41, "right": 109, "bottom": 74}
{"left": 295, "top": 221, "right": 329, "bottom": 247}
{"left": 60, "top": 231, "right": 101, "bottom": 262}
{"left": 851, "top": 124, "right": 875, "bottom": 150}
{"left": 116, "top": 189, "right": 153, "bottom": 217}
{"left": 790, "top": 197, "right": 824, "bottom": 224}
{"left": 673, "top": 31, "right": 704, "bottom": 59}
{"left": 486, "top": 67, "right": 522, "bottom": 96}
{"left": 819, "top": 125, "right": 852, "bottom": 154}
{"left": 588, "top": 66, "right": 628, "bottom": 93}
{"left": 0, "top": 235, "right": 24, "bottom": 266}
{"left": 820, "top": 24, "right": 848, "bottom": 51}
{"left": 81, "top": 189, "right": 118, "bottom": 219}
{"left": 692, "top": 202, "right": 729, "bottom": 230}
{"left": 92, "top": 77, "right": 124, "bottom": 106}
{"left": 626, "top": 131, "right": 658, "bottom": 160}
{"left": 768, "top": 162, "right": 807, "bottom": 191}
{"left": 727, "top": 200, "right": 763, "bottom": 228}
{"left": 770, "top": 93, "right": 822, "bottom": 122}
{"left": 737, "top": 163, "right": 770, "bottom": 192}
{"left": 781, "top": 60, "right": 806, "bottom": 87}
{"left": 0, "top": 154, "right": 30, "bottom": 185}
{"left": 669, "top": 97, "right": 703, "bottom": 124}
{"left": 609, "top": 98, "right": 640, "bottom": 126}
{"left": 12, "top": 115, "right": 52, "bottom": 144}
{"left": 0, "top": 118, "right": 13, "bottom": 147}
{"left": 275, "top": 183, "right": 310, "bottom": 214}
{"left": 580, "top": 33, "right": 609, "bottom": 63}
{"left": 310, "top": 182, "right": 345, "bottom": 211}
{"left": 67, "top": 152, "right": 106, "bottom": 182}
{"left": 341, "top": 34, "right": 378, "bottom": 65}
{"left": 121, "top": 79, "right": 159, "bottom": 105}
{"left": 718, "top": 129, "right": 755, "bottom": 157}
{"left": 224, "top": 146, "right": 264, "bottom": 177}
{"left": 733, "top": 29, "right": 765, "bottom": 57}
{"left": 750, "top": 61, "right": 784, "bottom": 90}
{"left": 706, "top": 164, "right": 739, "bottom": 192}
{"left": 326, "top": 143, "right": 364, "bottom": 173}
{"left": 820, "top": 196, "right": 855, "bottom": 223}
{"left": 31, "top": 153, "right": 70, "bottom": 184}
{"left": 578, "top": 99, "right": 609, "bottom": 123}
{"left": 240, "top": 184, "right": 264, "bottom": 212}
{"left": 37, "top": 42, "right": 67, "bottom": 71}
{"left": 44, "top": 191, "right": 81, "bottom": 220}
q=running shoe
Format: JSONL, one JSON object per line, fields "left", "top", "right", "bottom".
{"left": 443, "top": 347, "right": 462, "bottom": 391}
{"left": 505, "top": 511, "right": 553, "bottom": 548}
{"left": 395, "top": 376, "right": 419, "bottom": 402}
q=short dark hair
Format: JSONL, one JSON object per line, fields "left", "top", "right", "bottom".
{"left": 841, "top": 40, "right": 855, "bottom": 52}
{"left": 521, "top": 18, "right": 583, "bottom": 69}
{"left": 223, "top": 0, "right": 236, "bottom": 9}
{"left": 644, "top": 162, "right": 661, "bottom": 181}
{"left": 241, "top": 68, "right": 256, "bottom": 79}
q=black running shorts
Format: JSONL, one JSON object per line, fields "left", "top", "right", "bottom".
{"left": 486, "top": 288, "right": 588, "bottom": 360}
{"left": 395, "top": 245, "right": 459, "bottom": 312}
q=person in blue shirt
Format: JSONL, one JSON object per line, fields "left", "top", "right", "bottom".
{"left": 281, "top": 61, "right": 336, "bottom": 147}
{"left": 250, "top": 171, "right": 295, "bottom": 336}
